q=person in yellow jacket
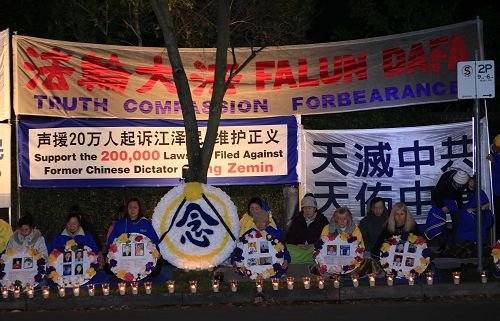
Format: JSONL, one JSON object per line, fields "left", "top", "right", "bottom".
{"left": 321, "top": 207, "right": 364, "bottom": 248}
{"left": 239, "top": 197, "right": 282, "bottom": 239}
{"left": 0, "top": 218, "right": 13, "bottom": 253}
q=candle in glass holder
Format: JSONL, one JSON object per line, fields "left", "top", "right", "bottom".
{"left": 351, "top": 274, "right": 359, "bottom": 287}
{"left": 386, "top": 273, "right": 394, "bottom": 286}
{"left": 72, "top": 284, "right": 80, "bottom": 297}
{"left": 189, "top": 280, "right": 197, "bottom": 294}
{"left": 42, "top": 286, "right": 50, "bottom": 299}
{"left": 208, "top": 264, "right": 214, "bottom": 271}
{"left": 118, "top": 282, "right": 126, "bottom": 295}
{"left": 303, "top": 277, "right": 311, "bottom": 289}
{"left": 333, "top": 276, "right": 340, "bottom": 289}
{"left": 196, "top": 264, "right": 201, "bottom": 270}
{"left": 167, "top": 280, "right": 175, "bottom": 294}
{"left": 212, "top": 279, "right": 220, "bottom": 293}
{"left": 144, "top": 282, "right": 152, "bottom": 295}
{"left": 271, "top": 278, "right": 279, "bottom": 290}
{"left": 26, "top": 284, "right": 34, "bottom": 298}
{"left": 131, "top": 282, "right": 139, "bottom": 295}
{"left": 287, "top": 277, "right": 294, "bottom": 290}
{"left": 481, "top": 271, "right": 487, "bottom": 284}
{"left": 317, "top": 276, "right": 325, "bottom": 289}
{"left": 408, "top": 273, "right": 415, "bottom": 286}
{"left": 452, "top": 271, "right": 461, "bottom": 285}
{"left": 1, "top": 286, "right": 8, "bottom": 299}
{"left": 102, "top": 283, "right": 110, "bottom": 296}
{"left": 13, "top": 286, "right": 20, "bottom": 299}
{"left": 87, "top": 284, "right": 95, "bottom": 297}
{"left": 368, "top": 274, "right": 375, "bottom": 287}
{"left": 58, "top": 285, "right": 66, "bottom": 297}
{"left": 230, "top": 280, "right": 238, "bottom": 292}
{"left": 256, "top": 280, "right": 263, "bottom": 293}
{"left": 426, "top": 272, "right": 434, "bottom": 285}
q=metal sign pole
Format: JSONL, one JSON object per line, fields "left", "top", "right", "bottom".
{"left": 473, "top": 51, "right": 483, "bottom": 272}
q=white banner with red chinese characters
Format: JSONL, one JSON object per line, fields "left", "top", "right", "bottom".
{"left": 0, "top": 29, "right": 9, "bottom": 121}
{"left": 0, "top": 124, "right": 11, "bottom": 208}
{"left": 13, "top": 21, "right": 480, "bottom": 120}
{"left": 302, "top": 121, "right": 491, "bottom": 224}
{"left": 18, "top": 117, "right": 298, "bottom": 187}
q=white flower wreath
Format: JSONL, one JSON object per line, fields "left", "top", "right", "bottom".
{"left": 152, "top": 183, "right": 239, "bottom": 270}
{"left": 0, "top": 246, "right": 46, "bottom": 289}
{"left": 107, "top": 233, "right": 160, "bottom": 282}
{"left": 232, "top": 229, "right": 287, "bottom": 280}
{"left": 313, "top": 233, "right": 364, "bottom": 275}
{"left": 379, "top": 233, "right": 430, "bottom": 278}
{"left": 46, "top": 240, "right": 97, "bottom": 287}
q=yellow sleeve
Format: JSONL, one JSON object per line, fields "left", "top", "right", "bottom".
{"left": 0, "top": 219, "right": 13, "bottom": 253}
{"left": 239, "top": 213, "right": 254, "bottom": 237}
{"left": 320, "top": 225, "right": 329, "bottom": 237}
{"left": 353, "top": 226, "right": 365, "bottom": 248}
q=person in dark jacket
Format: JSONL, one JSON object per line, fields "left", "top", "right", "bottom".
{"left": 359, "top": 197, "right": 389, "bottom": 256}
{"left": 285, "top": 194, "right": 328, "bottom": 264}
{"left": 431, "top": 169, "right": 470, "bottom": 241}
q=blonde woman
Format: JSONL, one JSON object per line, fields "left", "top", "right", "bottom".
{"left": 321, "top": 207, "right": 364, "bottom": 248}
{"left": 372, "top": 202, "right": 420, "bottom": 255}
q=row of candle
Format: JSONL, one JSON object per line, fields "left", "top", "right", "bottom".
{"left": 0, "top": 271, "right": 489, "bottom": 298}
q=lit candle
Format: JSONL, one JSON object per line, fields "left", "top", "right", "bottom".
{"left": 183, "top": 264, "right": 189, "bottom": 270}
{"left": 208, "top": 264, "right": 214, "bottom": 271}
{"left": 167, "top": 280, "right": 175, "bottom": 294}
{"left": 481, "top": 271, "right": 487, "bottom": 284}
{"left": 408, "top": 273, "right": 415, "bottom": 286}
{"left": 102, "top": 283, "right": 110, "bottom": 296}
{"left": 426, "top": 272, "right": 434, "bottom": 285}
{"left": 317, "top": 276, "right": 325, "bottom": 289}
{"left": 118, "top": 282, "right": 126, "bottom": 295}
{"left": 26, "top": 284, "right": 34, "bottom": 298}
{"left": 131, "top": 282, "right": 139, "bottom": 295}
{"left": 271, "top": 278, "right": 279, "bottom": 291}
{"left": 196, "top": 264, "right": 201, "bottom": 270}
{"left": 1, "top": 286, "right": 8, "bottom": 299}
{"left": 303, "top": 277, "right": 311, "bottom": 290}
{"left": 386, "top": 273, "right": 394, "bottom": 286}
{"left": 230, "top": 280, "right": 238, "bottom": 292}
{"left": 42, "top": 286, "right": 50, "bottom": 299}
{"left": 256, "top": 280, "right": 263, "bottom": 293}
{"left": 368, "top": 274, "right": 375, "bottom": 287}
{"left": 73, "top": 284, "right": 80, "bottom": 297}
{"left": 452, "top": 271, "right": 461, "bottom": 285}
{"left": 144, "top": 282, "right": 152, "bottom": 295}
{"left": 351, "top": 274, "right": 359, "bottom": 287}
{"left": 189, "top": 280, "right": 197, "bottom": 294}
{"left": 87, "top": 284, "right": 95, "bottom": 297}
{"left": 333, "top": 277, "right": 340, "bottom": 289}
{"left": 212, "top": 279, "right": 220, "bottom": 293}
{"left": 58, "top": 285, "right": 66, "bottom": 297}
{"left": 287, "top": 277, "right": 294, "bottom": 290}
{"left": 13, "top": 286, "right": 20, "bottom": 299}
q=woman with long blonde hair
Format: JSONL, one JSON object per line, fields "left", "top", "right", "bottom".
{"left": 372, "top": 202, "right": 420, "bottom": 255}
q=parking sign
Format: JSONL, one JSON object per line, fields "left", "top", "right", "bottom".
{"left": 457, "top": 60, "right": 495, "bottom": 99}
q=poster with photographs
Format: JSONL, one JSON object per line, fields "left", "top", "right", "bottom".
{"left": 46, "top": 243, "right": 97, "bottom": 287}
{"left": 0, "top": 247, "right": 46, "bottom": 289}
{"left": 313, "top": 234, "right": 364, "bottom": 275}
{"left": 232, "top": 230, "right": 287, "bottom": 279}
{"left": 107, "top": 233, "right": 160, "bottom": 282}
{"left": 379, "top": 233, "right": 430, "bottom": 278}
{"left": 492, "top": 240, "right": 500, "bottom": 271}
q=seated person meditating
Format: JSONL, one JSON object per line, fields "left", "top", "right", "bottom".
{"left": 107, "top": 197, "right": 159, "bottom": 247}
{"left": 444, "top": 179, "right": 494, "bottom": 258}
{"left": 286, "top": 194, "right": 328, "bottom": 264}
{"left": 321, "top": 207, "right": 364, "bottom": 248}
{"left": 372, "top": 202, "right": 420, "bottom": 257}
{"left": 51, "top": 210, "right": 99, "bottom": 253}
{"left": 359, "top": 197, "right": 388, "bottom": 256}
{"left": 3, "top": 215, "right": 48, "bottom": 261}
{"left": 240, "top": 209, "right": 290, "bottom": 269}
{"left": 239, "top": 197, "right": 282, "bottom": 238}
